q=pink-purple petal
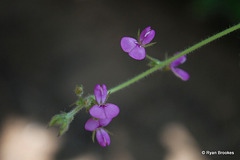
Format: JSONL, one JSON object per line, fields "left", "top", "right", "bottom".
{"left": 84, "top": 118, "right": 100, "bottom": 131}
{"left": 120, "top": 37, "right": 138, "bottom": 52}
{"left": 104, "top": 103, "right": 120, "bottom": 119}
{"left": 171, "top": 54, "right": 187, "bottom": 67}
{"left": 89, "top": 105, "right": 106, "bottom": 119}
{"left": 94, "top": 84, "right": 107, "bottom": 105}
{"left": 101, "top": 84, "right": 107, "bottom": 103}
{"left": 96, "top": 128, "right": 110, "bottom": 147}
{"left": 129, "top": 45, "right": 146, "bottom": 60}
{"left": 172, "top": 67, "right": 190, "bottom": 81}
{"left": 139, "top": 26, "right": 151, "bottom": 42}
{"left": 99, "top": 118, "right": 112, "bottom": 127}
{"left": 141, "top": 29, "right": 155, "bottom": 45}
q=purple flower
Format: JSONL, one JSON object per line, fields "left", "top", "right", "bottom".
{"left": 85, "top": 117, "right": 112, "bottom": 131}
{"left": 89, "top": 84, "right": 120, "bottom": 119}
{"left": 85, "top": 118, "right": 111, "bottom": 147}
{"left": 121, "top": 26, "right": 155, "bottom": 60}
{"left": 170, "top": 53, "right": 190, "bottom": 81}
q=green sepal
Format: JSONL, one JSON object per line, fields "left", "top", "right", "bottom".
{"left": 104, "top": 128, "right": 113, "bottom": 135}
{"left": 165, "top": 52, "right": 169, "bottom": 60}
{"left": 142, "top": 42, "right": 157, "bottom": 48}
{"left": 161, "top": 53, "right": 170, "bottom": 71}
{"left": 104, "top": 91, "right": 111, "bottom": 103}
{"left": 92, "top": 130, "right": 96, "bottom": 143}
{"left": 137, "top": 28, "right": 140, "bottom": 42}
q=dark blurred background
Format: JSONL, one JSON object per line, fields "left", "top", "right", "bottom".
{"left": 0, "top": 0, "right": 240, "bottom": 160}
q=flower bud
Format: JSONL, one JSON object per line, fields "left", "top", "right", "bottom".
{"left": 75, "top": 85, "right": 84, "bottom": 96}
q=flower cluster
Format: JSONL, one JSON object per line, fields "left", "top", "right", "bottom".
{"left": 121, "top": 26, "right": 155, "bottom": 60}
{"left": 120, "top": 26, "right": 189, "bottom": 81}
{"left": 48, "top": 24, "right": 240, "bottom": 150}
{"left": 85, "top": 84, "right": 119, "bottom": 147}
{"left": 49, "top": 26, "right": 193, "bottom": 148}
{"left": 85, "top": 28, "right": 189, "bottom": 147}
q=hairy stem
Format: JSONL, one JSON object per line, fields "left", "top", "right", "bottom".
{"left": 109, "top": 23, "right": 240, "bottom": 93}
{"left": 69, "top": 23, "right": 240, "bottom": 117}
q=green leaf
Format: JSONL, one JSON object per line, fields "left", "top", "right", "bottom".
{"left": 48, "top": 112, "right": 73, "bottom": 136}
{"left": 48, "top": 114, "right": 64, "bottom": 127}
{"left": 58, "top": 121, "right": 70, "bottom": 136}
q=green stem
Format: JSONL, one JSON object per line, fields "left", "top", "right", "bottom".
{"left": 50, "top": 24, "right": 240, "bottom": 137}
{"left": 67, "top": 23, "right": 240, "bottom": 117}
{"left": 146, "top": 54, "right": 161, "bottom": 64}
{"left": 68, "top": 104, "right": 84, "bottom": 117}
{"left": 109, "top": 23, "right": 240, "bottom": 93}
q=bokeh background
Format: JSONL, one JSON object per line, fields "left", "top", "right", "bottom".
{"left": 1, "top": 0, "right": 240, "bottom": 160}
